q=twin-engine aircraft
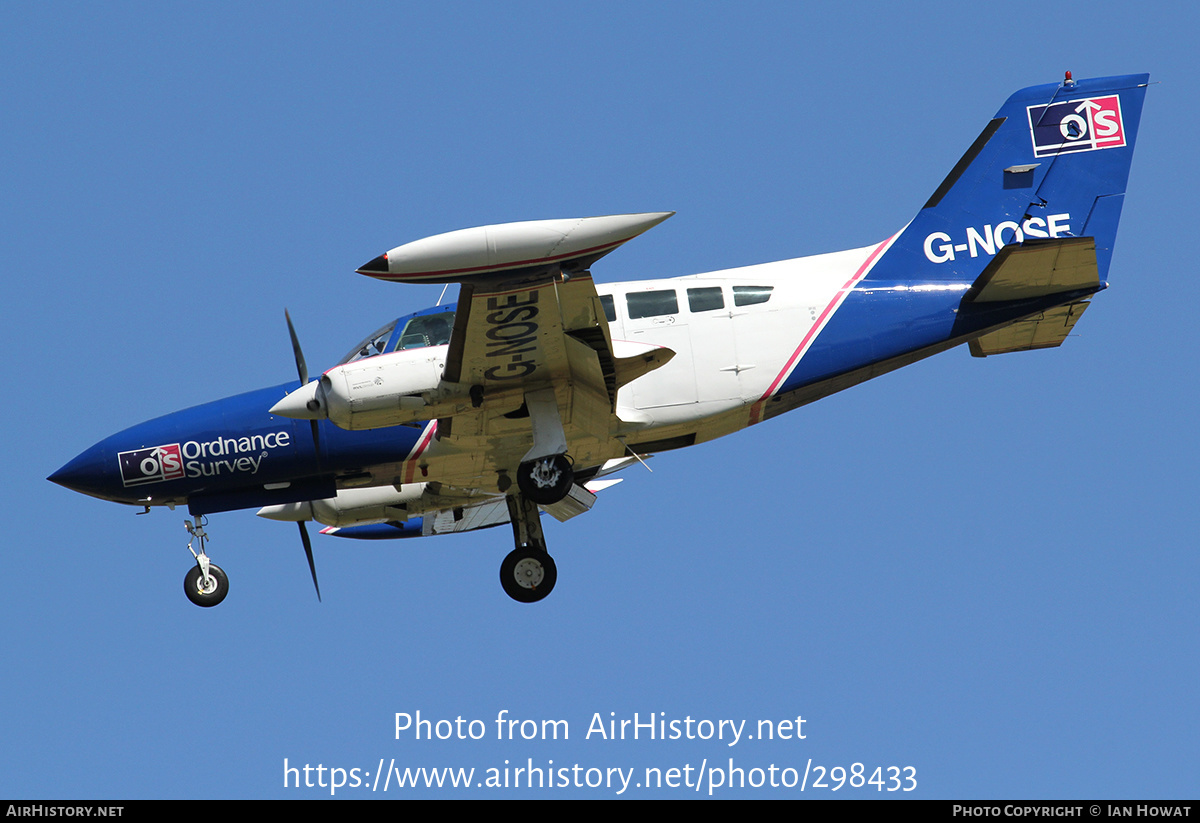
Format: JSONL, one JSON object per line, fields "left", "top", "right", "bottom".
{"left": 50, "top": 73, "right": 1149, "bottom": 605}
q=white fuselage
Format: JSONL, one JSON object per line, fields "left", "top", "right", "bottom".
{"left": 600, "top": 242, "right": 882, "bottom": 428}
{"left": 391, "top": 240, "right": 894, "bottom": 498}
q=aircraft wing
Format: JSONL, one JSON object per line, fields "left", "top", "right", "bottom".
{"left": 311, "top": 478, "right": 622, "bottom": 540}
{"left": 271, "top": 214, "right": 676, "bottom": 487}
{"left": 350, "top": 214, "right": 677, "bottom": 451}
{"left": 423, "top": 479, "right": 609, "bottom": 533}
{"left": 439, "top": 272, "right": 621, "bottom": 441}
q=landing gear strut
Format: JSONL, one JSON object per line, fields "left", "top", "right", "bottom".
{"left": 184, "top": 517, "right": 229, "bottom": 607}
{"left": 501, "top": 495, "right": 556, "bottom": 602}
{"left": 517, "top": 387, "right": 574, "bottom": 506}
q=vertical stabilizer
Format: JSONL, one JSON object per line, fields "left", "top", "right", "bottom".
{"left": 770, "top": 74, "right": 1148, "bottom": 403}
{"left": 875, "top": 73, "right": 1148, "bottom": 287}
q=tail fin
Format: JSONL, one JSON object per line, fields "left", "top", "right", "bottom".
{"left": 758, "top": 75, "right": 1149, "bottom": 410}
{"left": 876, "top": 73, "right": 1149, "bottom": 286}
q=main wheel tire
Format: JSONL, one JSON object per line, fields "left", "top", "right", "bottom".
{"left": 516, "top": 454, "right": 574, "bottom": 505}
{"left": 500, "top": 548, "right": 557, "bottom": 603}
{"left": 184, "top": 563, "right": 229, "bottom": 608}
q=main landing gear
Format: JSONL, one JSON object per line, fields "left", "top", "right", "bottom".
{"left": 516, "top": 387, "right": 574, "bottom": 507}
{"left": 184, "top": 517, "right": 228, "bottom": 607}
{"left": 516, "top": 453, "right": 573, "bottom": 505}
{"left": 500, "top": 545, "right": 557, "bottom": 603}
{"left": 501, "top": 494, "right": 557, "bottom": 603}
{"left": 502, "top": 388, "right": 576, "bottom": 601}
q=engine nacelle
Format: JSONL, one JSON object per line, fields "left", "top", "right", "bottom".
{"left": 271, "top": 346, "right": 459, "bottom": 430}
{"left": 320, "top": 346, "right": 445, "bottom": 430}
{"left": 258, "top": 484, "right": 428, "bottom": 528}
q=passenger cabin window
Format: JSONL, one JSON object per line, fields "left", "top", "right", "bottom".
{"left": 626, "top": 289, "right": 679, "bottom": 320}
{"left": 600, "top": 294, "right": 616, "bottom": 323}
{"left": 733, "top": 285, "right": 774, "bottom": 307}
{"left": 396, "top": 312, "right": 455, "bottom": 350}
{"left": 687, "top": 287, "right": 724, "bottom": 312}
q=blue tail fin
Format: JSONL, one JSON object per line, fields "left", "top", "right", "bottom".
{"left": 876, "top": 73, "right": 1149, "bottom": 286}
{"left": 770, "top": 74, "right": 1149, "bottom": 403}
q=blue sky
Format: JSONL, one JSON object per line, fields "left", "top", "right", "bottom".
{"left": 4, "top": 1, "right": 1197, "bottom": 798}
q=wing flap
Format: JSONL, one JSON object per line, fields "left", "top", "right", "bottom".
{"left": 541, "top": 483, "right": 598, "bottom": 523}
{"left": 421, "top": 477, "right": 615, "bottom": 535}
{"left": 424, "top": 498, "right": 510, "bottom": 535}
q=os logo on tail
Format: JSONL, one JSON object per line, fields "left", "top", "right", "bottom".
{"left": 1028, "top": 95, "right": 1125, "bottom": 157}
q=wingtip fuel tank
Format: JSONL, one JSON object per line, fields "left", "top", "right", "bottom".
{"left": 356, "top": 211, "right": 674, "bottom": 283}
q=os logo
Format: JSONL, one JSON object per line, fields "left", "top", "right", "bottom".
{"left": 1028, "top": 95, "right": 1125, "bottom": 158}
{"left": 118, "top": 443, "right": 185, "bottom": 486}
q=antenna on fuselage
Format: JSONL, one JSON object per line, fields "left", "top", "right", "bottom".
{"left": 617, "top": 438, "right": 654, "bottom": 473}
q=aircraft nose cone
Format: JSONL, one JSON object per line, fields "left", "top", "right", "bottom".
{"left": 48, "top": 443, "right": 111, "bottom": 497}
{"left": 356, "top": 253, "right": 389, "bottom": 274}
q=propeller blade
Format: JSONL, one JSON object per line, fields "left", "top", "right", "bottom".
{"left": 298, "top": 521, "right": 321, "bottom": 602}
{"left": 285, "top": 309, "right": 308, "bottom": 386}
{"left": 284, "top": 309, "right": 322, "bottom": 461}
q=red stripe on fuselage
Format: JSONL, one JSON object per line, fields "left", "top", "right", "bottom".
{"left": 748, "top": 235, "right": 896, "bottom": 424}
{"left": 403, "top": 419, "right": 438, "bottom": 484}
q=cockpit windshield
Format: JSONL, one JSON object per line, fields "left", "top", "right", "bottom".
{"left": 339, "top": 320, "right": 396, "bottom": 365}
{"left": 337, "top": 309, "right": 456, "bottom": 365}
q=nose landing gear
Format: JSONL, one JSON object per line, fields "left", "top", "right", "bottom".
{"left": 184, "top": 517, "right": 229, "bottom": 607}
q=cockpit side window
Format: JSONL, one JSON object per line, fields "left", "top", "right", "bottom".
{"left": 395, "top": 313, "right": 455, "bottom": 350}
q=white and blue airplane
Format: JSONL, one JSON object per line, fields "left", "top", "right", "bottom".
{"left": 50, "top": 73, "right": 1149, "bottom": 605}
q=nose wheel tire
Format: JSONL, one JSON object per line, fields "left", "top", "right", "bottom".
{"left": 516, "top": 454, "right": 573, "bottom": 505}
{"left": 184, "top": 563, "right": 229, "bottom": 607}
{"left": 500, "top": 547, "right": 557, "bottom": 603}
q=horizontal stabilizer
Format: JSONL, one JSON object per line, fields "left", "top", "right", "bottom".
{"left": 969, "top": 301, "right": 1090, "bottom": 357}
{"left": 965, "top": 237, "right": 1099, "bottom": 303}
